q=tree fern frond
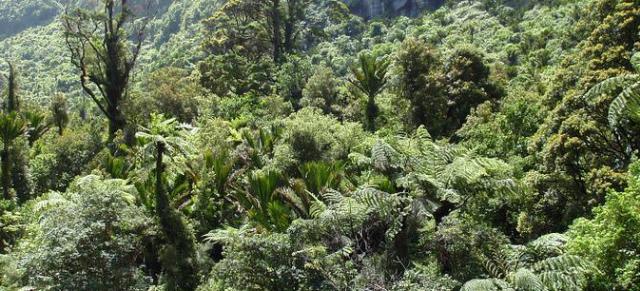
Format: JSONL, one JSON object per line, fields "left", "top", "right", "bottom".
{"left": 321, "top": 189, "right": 345, "bottom": 204}
{"left": 533, "top": 255, "right": 588, "bottom": 273}
{"left": 537, "top": 271, "right": 584, "bottom": 291}
{"left": 527, "top": 233, "right": 568, "bottom": 257}
{"left": 461, "top": 278, "right": 511, "bottom": 291}
{"left": 348, "top": 152, "right": 372, "bottom": 167}
{"left": 414, "top": 125, "right": 432, "bottom": 140}
{"left": 353, "top": 187, "right": 401, "bottom": 218}
{"left": 508, "top": 268, "right": 546, "bottom": 291}
{"left": 371, "top": 139, "right": 399, "bottom": 172}
{"left": 309, "top": 200, "right": 327, "bottom": 219}
{"left": 631, "top": 52, "right": 640, "bottom": 72}
{"left": 608, "top": 82, "right": 640, "bottom": 127}
{"left": 583, "top": 75, "right": 638, "bottom": 101}
{"left": 479, "top": 253, "right": 508, "bottom": 279}
{"left": 203, "top": 226, "right": 251, "bottom": 244}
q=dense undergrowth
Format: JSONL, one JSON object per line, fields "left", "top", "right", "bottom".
{"left": 0, "top": 0, "right": 639, "bottom": 290}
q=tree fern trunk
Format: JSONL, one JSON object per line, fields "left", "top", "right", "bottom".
{"left": 271, "top": 0, "right": 282, "bottom": 64}
{"left": 366, "top": 94, "right": 378, "bottom": 132}
{"left": 155, "top": 141, "right": 199, "bottom": 291}
{"left": 1, "top": 145, "right": 11, "bottom": 200}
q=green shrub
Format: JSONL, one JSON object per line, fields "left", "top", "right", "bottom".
{"left": 8, "top": 175, "right": 155, "bottom": 291}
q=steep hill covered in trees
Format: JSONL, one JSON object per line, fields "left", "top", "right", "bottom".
{"left": 0, "top": 0, "right": 639, "bottom": 290}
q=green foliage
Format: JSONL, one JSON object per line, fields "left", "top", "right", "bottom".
{"left": 396, "top": 37, "right": 447, "bottom": 134}
{"left": 568, "top": 160, "right": 640, "bottom": 290}
{"left": 0, "top": 0, "right": 62, "bottom": 37}
{"left": 276, "top": 55, "right": 313, "bottom": 106}
{"left": 202, "top": 228, "right": 316, "bottom": 291}
{"left": 30, "top": 122, "right": 103, "bottom": 194}
{"left": 23, "top": 109, "right": 50, "bottom": 146}
{"left": 198, "top": 54, "right": 275, "bottom": 97}
{"left": 140, "top": 67, "right": 202, "bottom": 123}
{"left": 349, "top": 53, "right": 390, "bottom": 132}
{"left": 63, "top": 0, "right": 146, "bottom": 139}
{"left": 3, "top": 61, "right": 19, "bottom": 113}
{"left": 461, "top": 233, "right": 590, "bottom": 291}
{"left": 301, "top": 65, "right": 341, "bottom": 114}
{"left": 0, "top": 112, "right": 26, "bottom": 200}
{"left": 50, "top": 93, "right": 69, "bottom": 135}
{"left": 135, "top": 114, "right": 200, "bottom": 291}
{"left": 281, "top": 108, "right": 365, "bottom": 165}
{"left": 583, "top": 52, "right": 640, "bottom": 128}
{"left": 1, "top": 1, "right": 639, "bottom": 290}
{"left": 443, "top": 46, "right": 503, "bottom": 136}
{"left": 233, "top": 170, "right": 292, "bottom": 232}
{"left": 5, "top": 175, "right": 154, "bottom": 290}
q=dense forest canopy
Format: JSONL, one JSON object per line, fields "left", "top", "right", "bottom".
{"left": 0, "top": 0, "right": 639, "bottom": 290}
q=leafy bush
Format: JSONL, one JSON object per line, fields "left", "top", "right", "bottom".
{"left": 30, "top": 123, "right": 103, "bottom": 194}
{"left": 6, "top": 175, "right": 155, "bottom": 291}
{"left": 568, "top": 161, "right": 640, "bottom": 290}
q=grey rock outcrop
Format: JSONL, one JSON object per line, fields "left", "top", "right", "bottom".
{"left": 346, "top": 0, "right": 444, "bottom": 19}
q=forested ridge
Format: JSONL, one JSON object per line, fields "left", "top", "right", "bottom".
{"left": 0, "top": 0, "right": 639, "bottom": 290}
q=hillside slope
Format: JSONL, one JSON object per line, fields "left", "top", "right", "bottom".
{"left": 0, "top": 0, "right": 221, "bottom": 103}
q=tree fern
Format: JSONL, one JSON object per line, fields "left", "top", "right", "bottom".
{"left": 632, "top": 52, "right": 640, "bottom": 72}
{"left": 532, "top": 255, "right": 588, "bottom": 273}
{"left": 463, "top": 235, "right": 590, "bottom": 291}
{"left": 583, "top": 52, "right": 640, "bottom": 128}
{"left": 370, "top": 139, "right": 400, "bottom": 172}
{"left": 460, "top": 278, "right": 511, "bottom": 291}
{"left": 608, "top": 82, "right": 640, "bottom": 127}
{"left": 508, "top": 268, "right": 545, "bottom": 291}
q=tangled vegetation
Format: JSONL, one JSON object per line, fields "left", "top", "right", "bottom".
{"left": 0, "top": 0, "right": 639, "bottom": 290}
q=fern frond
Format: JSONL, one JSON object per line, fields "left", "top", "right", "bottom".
{"left": 348, "top": 152, "right": 372, "bottom": 167}
{"left": 414, "top": 125, "right": 432, "bottom": 140}
{"left": 371, "top": 139, "right": 399, "bottom": 172}
{"left": 461, "top": 278, "right": 511, "bottom": 291}
{"left": 583, "top": 75, "right": 638, "bottom": 100}
{"left": 527, "top": 233, "right": 568, "bottom": 257}
{"left": 533, "top": 255, "right": 587, "bottom": 272}
{"left": 609, "top": 82, "right": 640, "bottom": 127}
{"left": 537, "top": 271, "right": 584, "bottom": 291}
{"left": 203, "top": 225, "right": 251, "bottom": 244}
{"left": 321, "top": 189, "right": 345, "bottom": 205}
{"left": 508, "top": 268, "right": 546, "bottom": 291}
{"left": 309, "top": 200, "right": 327, "bottom": 218}
{"left": 479, "top": 253, "right": 507, "bottom": 279}
{"left": 353, "top": 187, "right": 393, "bottom": 214}
{"left": 632, "top": 52, "right": 640, "bottom": 72}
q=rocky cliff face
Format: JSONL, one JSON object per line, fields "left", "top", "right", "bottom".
{"left": 347, "top": 0, "right": 444, "bottom": 19}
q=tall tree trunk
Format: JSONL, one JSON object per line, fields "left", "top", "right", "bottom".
{"left": 107, "top": 104, "right": 126, "bottom": 140}
{"left": 1, "top": 144, "right": 11, "bottom": 200}
{"left": 155, "top": 141, "right": 199, "bottom": 291}
{"left": 284, "top": 0, "right": 297, "bottom": 53}
{"left": 105, "top": 33, "right": 127, "bottom": 139}
{"left": 366, "top": 94, "right": 378, "bottom": 132}
{"left": 6, "top": 62, "right": 18, "bottom": 113}
{"left": 271, "top": 0, "right": 282, "bottom": 63}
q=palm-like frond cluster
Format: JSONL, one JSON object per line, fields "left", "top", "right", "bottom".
{"left": 584, "top": 53, "right": 640, "bottom": 128}
{"left": 462, "top": 234, "right": 590, "bottom": 291}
